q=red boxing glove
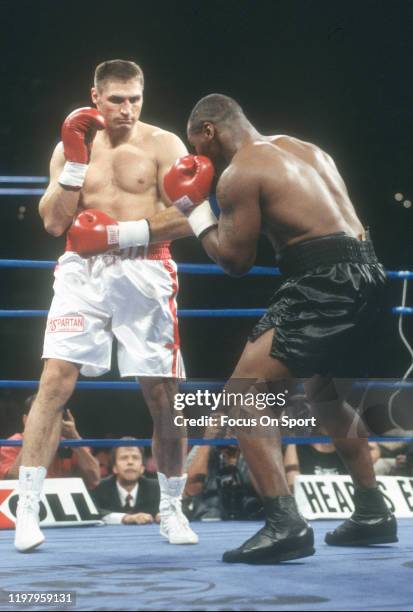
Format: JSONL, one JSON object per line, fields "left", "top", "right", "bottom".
{"left": 164, "top": 155, "right": 214, "bottom": 213}
{"left": 61, "top": 107, "right": 106, "bottom": 164}
{"left": 67, "top": 210, "right": 119, "bottom": 255}
{"left": 164, "top": 155, "right": 218, "bottom": 238}
{"left": 67, "top": 209, "right": 150, "bottom": 256}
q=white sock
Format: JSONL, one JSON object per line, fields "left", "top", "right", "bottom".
{"left": 158, "top": 472, "right": 187, "bottom": 509}
{"left": 18, "top": 466, "right": 47, "bottom": 500}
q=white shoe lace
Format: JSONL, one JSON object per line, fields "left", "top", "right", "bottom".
{"left": 17, "top": 493, "right": 39, "bottom": 516}
{"left": 161, "top": 498, "right": 194, "bottom": 533}
{"left": 169, "top": 499, "right": 191, "bottom": 529}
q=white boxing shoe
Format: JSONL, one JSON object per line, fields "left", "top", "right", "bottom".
{"left": 14, "top": 466, "right": 46, "bottom": 553}
{"left": 14, "top": 493, "right": 45, "bottom": 552}
{"left": 160, "top": 499, "right": 199, "bottom": 544}
{"left": 158, "top": 472, "right": 199, "bottom": 545}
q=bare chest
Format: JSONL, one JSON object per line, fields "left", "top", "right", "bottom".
{"left": 83, "top": 144, "right": 157, "bottom": 198}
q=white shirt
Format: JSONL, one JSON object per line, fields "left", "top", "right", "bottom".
{"left": 102, "top": 481, "right": 139, "bottom": 525}
{"left": 116, "top": 481, "right": 138, "bottom": 508}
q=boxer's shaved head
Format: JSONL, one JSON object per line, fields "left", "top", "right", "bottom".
{"left": 94, "top": 59, "right": 144, "bottom": 92}
{"left": 187, "top": 94, "right": 254, "bottom": 165}
{"left": 188, "top": 94, "right": 245, "bottom": 134}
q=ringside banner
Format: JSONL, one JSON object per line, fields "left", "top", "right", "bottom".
{"left": 295, "top": 475, "right": 413, "bottom": 519}
{"left": 0, "top": 478, "right": 102, "bottom": 529}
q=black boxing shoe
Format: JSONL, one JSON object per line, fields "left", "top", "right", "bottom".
{"left": 325, "top": 486, "right": 398, "bottom": 547}
{"left": 222, "top": 495, "right": 315, "bottom": 564}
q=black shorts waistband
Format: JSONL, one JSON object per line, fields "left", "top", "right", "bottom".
{"left": 277, "top": 232, "right": 379, "bottom": 276}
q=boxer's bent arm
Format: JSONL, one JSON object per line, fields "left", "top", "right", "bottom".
{"left": 200, "top": 168, "right": 261, "bottom": 276}
{"left": 148, "top": 206, "right": 194, "bottom": 242}
{"left": 150, "top": 130, "right": 193, "bottom": 242}
{"left": 39, "top": 143, "right": 81, "bottom": 236}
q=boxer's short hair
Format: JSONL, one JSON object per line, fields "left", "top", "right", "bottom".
{"left": 188, "top": 93, "right": 244, "bottom": 133}
{"left": 94, "top": 60, "right": 144, "bottom": 91}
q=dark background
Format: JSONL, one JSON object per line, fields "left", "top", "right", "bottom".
{"left": 0, "top": 0, "right": 412, "bottom": 439}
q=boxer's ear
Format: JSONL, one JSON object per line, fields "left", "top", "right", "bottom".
{"left": 202, "top": 121, "right": 215, "bottom": 140}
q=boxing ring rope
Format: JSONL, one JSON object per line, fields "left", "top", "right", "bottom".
{"left": 0, "top": 379, "right": 411, "bottom": 390}
{"left": 0, "top": 308, "right": 269, "bottom": 318}
{"left": 0, "top": 307, "right": 412, "bottom": 317}
{"left": 1, "top": 258, "right": 413, "bottom": 279}
{"left": 0, "top": 260, "right": 281, "bottom": 276}
{"left": 1, "top": 176, "right": 412, "bottom": 447}
{"left": 1, "top": 435, "right": 413, "bottom": 446}
{"left": 0, "top": 260, "right": 412, "bottom": 317}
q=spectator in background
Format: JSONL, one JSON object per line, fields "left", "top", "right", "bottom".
{"left": 91, "top": 440, "right": 160, "bottom": 525}
{"left": 94, "top": 448, "right": 112, "bottom": 479}
{"left": 374, "top": 441, "right": 413, "bottom": 476}
{"left": 284, "top": 428, "right": 380, "bottom": 491}
{"left": 0, "top": 395, "right": 100, "bottom": 490}
{"left": 184, "top": 445, "right": 262, "bottom": 521}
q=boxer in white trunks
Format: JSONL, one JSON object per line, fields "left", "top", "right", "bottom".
{"left": 14, "top": 59, "right": 198, "bottom": 551}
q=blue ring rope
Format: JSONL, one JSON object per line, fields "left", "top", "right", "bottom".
{"left": 0, "top": 188, "right": 45, "bottom": 195}
{"left": 0, "top": 379, "right": 410, "bottom": 390}
{"left": 1, "top": 307, "right": 411, "bottom": 317}
{"left": 0, "top": 260, "right": 281, "bottom": 275}
{"left": 0, "top": 380, "right": 226, "bottom": 390}
{"left": 393, "top": 306, "right": 413, "bottom": 315}
{"left": 0, "top": 308, "right": 267, "bottom": 318}
{"left": 0, "top": 259, "right": 412, "bottom": 280}
{"left": 1, "top": 436, "right": 412, "bottom": 447}
{"left": 0, "top": 176, "right": 48, "bottom": 184}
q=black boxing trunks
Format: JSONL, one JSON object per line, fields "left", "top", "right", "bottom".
{"left": 248, "top": 232, "right": 386, "bottom": 377}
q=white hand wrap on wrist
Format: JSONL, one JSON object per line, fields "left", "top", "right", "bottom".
{"left": 58, "top": 161, "right": 88, "bottom": 188}
{"left": 187, "top": 201, "right": 218, "bottom": 238}
{"left": 118, "top": 219, "right": 150, "bottom": 249}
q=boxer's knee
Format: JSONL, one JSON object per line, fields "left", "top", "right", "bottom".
{"left": 38, "top": 359, "right": 79, "bottom": 407}
{"left": 140, "top": 377, "right": 177, "bottom": 411}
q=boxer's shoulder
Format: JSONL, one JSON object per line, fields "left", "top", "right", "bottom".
{"left": 226, "top": 142, "right": 286, "bottom": 182}
{"left": 217, "top": 158, "right": 261, "bottom": 203}
{"left": 135, "top": 121, "right": 180, "bottom": 143}
{"left": 271, "top": 134, "right": 336, "bottom": 168}
{"left": 127, "top": 122, "right": 186, "bottom": 160}
{"left": 152, "top": 127, "right": 186, "bottom": 154}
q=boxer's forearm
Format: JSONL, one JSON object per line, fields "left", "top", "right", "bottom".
{"left": 39, "top": 183, "right": 80, "bottom": 237}
{"left": 148, "top": 206, "right": 194, "bottom": 242}
{"left": 201, "top": 228, "right": 253, "bottom": 277}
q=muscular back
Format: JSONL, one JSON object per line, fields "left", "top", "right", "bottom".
{"left": 222, "top": 135, "right": 365, "bottom": 250}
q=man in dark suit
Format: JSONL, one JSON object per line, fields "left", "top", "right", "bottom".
{"left": 92, "top": 441, "right": 160, "bottom": 525}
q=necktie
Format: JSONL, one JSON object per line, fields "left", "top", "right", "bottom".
{"left": 124, "top": 494, "right": 133, "bottom": 512}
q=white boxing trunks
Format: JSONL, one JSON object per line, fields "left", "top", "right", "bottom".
{"left": 42, "top": 243, "right": 185, "bottom": 378}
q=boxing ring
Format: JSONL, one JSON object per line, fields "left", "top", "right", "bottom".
{"left": 0, "top": 176, "right": 413, "bottom": 611}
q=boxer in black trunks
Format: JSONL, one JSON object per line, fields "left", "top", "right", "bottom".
{"left": 162, "top": 93, "right": 397, "bottom": 564}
